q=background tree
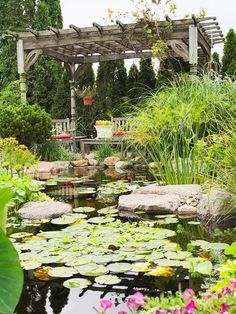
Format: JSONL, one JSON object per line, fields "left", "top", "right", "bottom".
{"left": 222, "top": 28, "right": 236, "bottom": 77}
{"left": 127, "top": 63, "right": 140, "bottom": 103}
{"left": 27, "top": 0, "right": 65, "bottom": 113}
{"left": 138, "top": 58, "right": 157, "bottom": 93}
{"left": 212, "top": 51, "right": 221, "bottom": 74}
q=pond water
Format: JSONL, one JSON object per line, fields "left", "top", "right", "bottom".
{"left": 9, "top": 167, "right": 236, "bottom": 314}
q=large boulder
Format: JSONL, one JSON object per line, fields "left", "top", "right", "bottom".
{"left": 51, "top": 161, "right": 70, "bottom": 171}
{"left": 115, "top": 161, "right": 133, "bottom": 170}
{"left": 19, "top": 201, "right": 73, "bottom": 220}
{"left": 104, "top": 156, "right": 120, "bottom": 167}
{"left": 118, "top": 194, "right": 180, "bottom": 213}
{"left": 132, "top": 184, "right": 201, "bottom": 198}
{"left": 87, "top": 158, "right": 99, "bottom": 166}
{"left": 70, "top": 159, "right": 89, "bottom": 167}
{"left": 197, "top": 188, "right": 233, "bottom": 218}
{"left": 177, "top": 204, "right": 197, "bottom": 215}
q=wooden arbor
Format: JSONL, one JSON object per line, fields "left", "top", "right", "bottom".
{"left": 11, "top": 15, "right": 224, "bottom": 131}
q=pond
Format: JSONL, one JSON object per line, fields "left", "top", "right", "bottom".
{"left": 8, "top": 167, "right": 236, "bottom": 314}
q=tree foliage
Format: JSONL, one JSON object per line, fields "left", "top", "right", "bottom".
{"left": 127, "top": 63, "right": 140, "bottom": 102}
{"left": 222, "top": 28, "right": 236, "bottom": 77}
{"left": 138, "top": 58, "right": 157, "bottom": 93}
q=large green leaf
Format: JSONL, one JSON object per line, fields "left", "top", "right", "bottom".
{"left": 0, "top": 187, "right": 13, "bottom": 233}
{"left": 0, "top": 230, "right": 23, "bottom": 314}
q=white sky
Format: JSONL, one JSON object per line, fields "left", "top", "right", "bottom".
{"left": 60, "top": 0, "right": 236, "bottom": 70}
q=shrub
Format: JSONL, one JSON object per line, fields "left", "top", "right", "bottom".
{"left": 0, "top": 103, "right": 52, "bottom": 147}
{"left": 36, "top": 140, "right": 78, "bottom": 161}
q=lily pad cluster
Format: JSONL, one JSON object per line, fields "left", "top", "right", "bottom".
{"left": 10, "top": 214, "right": 227, "bottom": 292}
{"left": 98, "top": 181, "right": 129, "bottom": 198}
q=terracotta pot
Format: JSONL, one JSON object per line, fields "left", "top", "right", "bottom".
{"left": 83, "top": 96, "right": 93, "bottom": 105}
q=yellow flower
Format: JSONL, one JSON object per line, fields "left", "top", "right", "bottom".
{"left": 148, "top": 266, "right": 175, "bottom": 277}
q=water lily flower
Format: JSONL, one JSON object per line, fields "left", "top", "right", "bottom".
{"left": 183, "top": 288, "right": 195, "bottom": 299}
{"left": 184, "top": 299, "right": 196, "bottom": 312}
{"left": 230, "top": 278, "right": 236, "bottom": 288}
{"left": 100, "top": 299, "right": 113, "bottom": 310}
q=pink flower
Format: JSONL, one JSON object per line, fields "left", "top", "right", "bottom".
{"left": 221, "top": 286, "right": 233, "bottom": 295}
{"left": 126, "top": 292, "right": 145, "bottom": 309}
{"left": 133, "top": 292, "right": 145, "bottom": 306}
{"left": 220, "top": 303, "right": 230, "bottom": 312}
{"left": 118, "top": 311, "right": 128, "bottom": 314}
{"left": 100, "top": 299, "right": 113, "bottom": 310}
{"left": 183, "top": 288, "right": 195, "bottom": 299}
{"left": 205, "top": 290, "right": 212, "bottom": 299}
{"left": 230, "top": 278, "right": 236, "bottom": 288}
{"left": 184, "top": 299, "right": 196, "bottom": 312}
{"left": 217, "top": 293, "right": 223, "bottom": 299}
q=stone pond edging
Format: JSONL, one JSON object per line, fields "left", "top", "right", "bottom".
{"left": 118, "top": 184, "right": 233, "bottom": 219}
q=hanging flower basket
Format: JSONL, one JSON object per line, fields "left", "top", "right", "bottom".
{"left": 83, "top": 96, "right": 93, "bottom": 106}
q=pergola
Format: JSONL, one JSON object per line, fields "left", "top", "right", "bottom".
{"left": 9, "top": 15, "right": 224, "bottom": 130}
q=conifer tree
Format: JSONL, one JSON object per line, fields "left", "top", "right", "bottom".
{"left": 138, "top": 58, "right": 156, "bottom": 90}
{"left": 127, "top": 63, "right": 139, "bottom": 101}
{"left": 46, "top": 0, "right": 63, "bottom": 28}
{"left": 27, "top": 0, "right": 64, "bottom": 112}
{"left": 212, "top": 51, "right": 221, "bottom": 74}
{"left": 222, "top": 29, "right": 236, "bottom": 77}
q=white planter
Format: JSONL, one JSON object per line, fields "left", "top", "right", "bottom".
{"left": 95, "top": 125, "right": 113, "bottom": 139}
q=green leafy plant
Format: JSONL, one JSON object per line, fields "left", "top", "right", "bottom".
{"left": 77, "top": 85, "right": 96, "bottom": 98}
{"left": 0, "top": 103, "right": 52, "bottom": 147}
{"left": 35, "top": 140, "right": 78, "bottom": 161}
{"left": 0, "top": 186, "right": 23, "bottom": 314}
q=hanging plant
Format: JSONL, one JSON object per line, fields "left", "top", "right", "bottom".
{"left": 76, "top": 85, "right": 96, "bottom": 106}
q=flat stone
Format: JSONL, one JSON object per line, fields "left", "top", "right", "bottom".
{"left": 104, "top": 156, "right": 120, "bottom": 167}
{"left": 178, "top": 204, "right": 197, "bottom": 215}
{"left": 87, "top": 158, "right": 99, "bottom": 166}
{"left": 19, "top": 201, "right": 73, "bottom": 220}
{"left": 118, "top": 194, "right": 180, "bottom": 213}
{"left": 132, "top": 184, "right": 201, "bottom": 198}
{"left": 70, "top": 159, "right": 89, "bottom": 167}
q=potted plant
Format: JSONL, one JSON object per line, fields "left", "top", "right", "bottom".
{"left": 95, "top": 120, "right": 114, "bottom": 139}
{"left": 77, "top": 85, "right": 96, "bottom": 105}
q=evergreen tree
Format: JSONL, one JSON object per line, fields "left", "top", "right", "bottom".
{"left": 138, "top": 58, "right": 156, "bottom": 91}
{"left": 0, "top": 0, "right": 27, "bottom": 88}
{"left": 77, "top": 64, "right": 95, "bottom": 88}
{"left": 127, "top": 63, "right": 139, "bottom": 102}
{"left": 222, "top": 28, "right": 236, "bottom": 77}
{"left": 27, "top": 0, "right": 64, "bottom": 112}
{"left": 46, "top": 0, "right": 63, "bottom": 28}
{"left": 212, "top": 51, "right": 221, "bottom": 74}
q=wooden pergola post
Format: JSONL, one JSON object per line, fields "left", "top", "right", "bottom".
{"left": 189, "top": 24, "right": 198, "bottom": 74}
{"left": 17, "top": 39, "right": 27, "bottom": 102}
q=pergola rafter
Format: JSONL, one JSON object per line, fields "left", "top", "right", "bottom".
{"left": 10, "top": 15, "right": 224, "bottom": 131}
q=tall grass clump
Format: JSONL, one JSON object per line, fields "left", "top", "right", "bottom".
{"left": 129, "top": 75, "right": 236, "bottom": 185}
{"left": 36, "top": 140, "right": 78, "bottom": 161}
{"left": 95, "top": 143, "right": 114, "bottom": 162}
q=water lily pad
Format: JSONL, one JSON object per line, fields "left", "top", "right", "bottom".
{"left": 98, "top": 207, "right": 118, "bottom": 215}
{"left": 88, "top": 217, "right": 115, "bottom": 224}
{"left": 76, "top": 263, "right": 109, "bottom": 276}
{"left": 48, "top": 267, "right": 77, "bottom": 278}
{"left": 194, "top": 261, "right": 213, "bottom": 275}
{"left": 107, "top": 263, "right": 132, "bottom": 273}
{"left": 165, "top": 251, "right": 192, "bottom": 260}
{"left": 66, "top": 256, "right": 92, "bottom": 267}
{"left": 148, "top": 266, "right": 175, "bottom": 277}
{"left": 131, "top": 262, "right": 150, "bottom": 272}
{"left": 188, "top": 221, "right": 200, "bottom": 225}
{"left": 10, "top": 232, "right": 34, "bottom": 239}
{"left": 21, "top": 260, "right": 41, "bottom": 270}
{"left": 92, "top": 255, "right": 115, "bottom": 264}
{"left": 63, "top": 278, "right": 91, "bottom": 289}
{"left": 73, "top": 207, "right": 96, "bottom": 213}
{"left": 95, "top": 275, "right": 121, "bottom": 285}
{"left": 51, "top": 215, "right": 79, "bottom": 225}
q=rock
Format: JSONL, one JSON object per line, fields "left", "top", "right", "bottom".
{"left": 118, "top": 194, "right": 180, "bottom": 213}
{"left": 104, "top": 156, "right": 120, "bottom": 167}
{"left": 19, "top": 201, "right": 72, "bottom": 220}
{"left": 51, "top": 161, "right": 70, "bottom": 171}
{"left": 132, "top": 184, "right": 201, "bottom": 199}
{"left": 70, "top": 159, "right": 89, "bottom": 167}
{"left": 133, "top": 164, "right": 147, "bottom": 171}
{"left": 197, "top": 188, "right": 233, "bottom": 218}
{"left": 126, "top": 184, "right": 140, "bottom": 192}
{"left": 178, "top": 204, "right": 197, "bottom": 215}
{"left": 115, "top": 161, "right": 133, "bottom": 170}
{"left": 87, "top": 158, "right": 99, "bottom": 166}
